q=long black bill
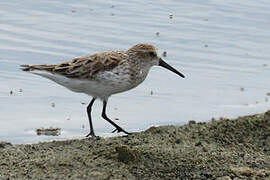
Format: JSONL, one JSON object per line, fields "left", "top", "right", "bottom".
{"left": 159, "top": 58, "right": 185, "bottom": 78}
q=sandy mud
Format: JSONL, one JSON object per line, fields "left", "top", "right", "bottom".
{"left": 0, "top": 111, "right": 269, "bottom": 179}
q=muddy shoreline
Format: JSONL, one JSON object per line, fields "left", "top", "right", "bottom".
{"left": 0, "top": 111, "right": 269, "bottom": 179}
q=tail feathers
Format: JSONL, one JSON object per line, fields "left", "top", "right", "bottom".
{"left": 20, "top": 65, "right": 32, "bottom": 71}
{"left": 20, "top": 64, "right": 55, "bottom": 72}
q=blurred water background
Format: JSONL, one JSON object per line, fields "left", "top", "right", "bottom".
{"left": 0, "top": 0, "right": 270, "bottom": 143}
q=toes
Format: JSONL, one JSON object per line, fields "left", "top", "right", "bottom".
{"left": 112, "top": 128, "right": 122, "bottom": 133}
{"left": 112, "top": 128, "right": 131, "bottom": 135}
{"left": 86, "top": 131, "right": 96, "bottom": 137}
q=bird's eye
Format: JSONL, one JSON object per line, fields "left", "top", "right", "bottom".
{"left": 148, "top": 51, "right": 156, "bottom": 57}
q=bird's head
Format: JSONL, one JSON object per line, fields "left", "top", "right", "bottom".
{"left": 127, "top": 43, "right": 185, "bottom": 78}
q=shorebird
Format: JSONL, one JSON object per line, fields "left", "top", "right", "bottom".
{"left": 21, "top": 43, "right": 185, "bottom": 137}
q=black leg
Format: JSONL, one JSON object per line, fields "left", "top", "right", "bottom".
{"left": 86, "top": 97, "right": 96, "bottom": 137}
{"left": 101, "top": 100, "right": 131, "bottom": 135}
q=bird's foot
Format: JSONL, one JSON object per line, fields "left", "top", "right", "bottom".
{"left": 112, "top": 127, "right": 132, "bottom": 135}
{"left": 86, "top": 131, "right": 95, "bottom": 137}
{"left": 86, "top": 131, "right": 100, "bottom": 140}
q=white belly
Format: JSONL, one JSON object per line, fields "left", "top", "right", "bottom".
{"left": 30, "top": 69, "right": 145, "bottom": 100}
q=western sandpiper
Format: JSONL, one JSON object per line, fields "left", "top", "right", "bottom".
{"left": 21, "top": 43, "right": 185, "bottom": 137}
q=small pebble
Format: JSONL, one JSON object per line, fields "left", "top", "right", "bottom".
{"left": 240, "top": 87, "right": 245, "bottom": 91}
{"left": 216, "top": 176, "right": 231, "bottom": 180}
{"left": 202, "top": 147, "right": 208, "bottom": 152}
{"left": 162, "top": 51, "right": 167, "bottom": 57}
{"left": 9, "top": 90, "right": 13, "bottom": 95}
{"left": 204, "top": 44, "right": 208, "bottom": 47}
{"left": 156, "top": 32, "right": 160, "bottom": 36}
{"left": 266, "top": 92, "right": 270, "bottom": 96}
{"left": 116, "top": 145, "right": 137, "bottom": 163}
{"left": 188, "top": 120, "right": 196, "bottom": 125}
{"left": 115, "top": 118, "right": 119, "bottom": 121}
{"left": 150, "top": 90, "right": 154, "bottom": 95}
{"left": 51, "top": 103, "right": 55, "bottom": 108}
{"left": 36, "top": 127, "right": 61, "bottom": 136}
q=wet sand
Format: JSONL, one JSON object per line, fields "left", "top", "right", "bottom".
{"left": 0, "top": 111, "right": 269, "bottom": 179}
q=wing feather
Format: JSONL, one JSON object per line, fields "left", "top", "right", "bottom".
{"left": 21, "top": 51, "right": 127, "bottom": 79}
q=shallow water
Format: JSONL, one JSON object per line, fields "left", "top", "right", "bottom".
{"left": 1, "top": 0, "right": 270, "bottom": 144}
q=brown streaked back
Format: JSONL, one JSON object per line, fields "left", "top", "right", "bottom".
{"left": 21, "top": 51, "right": 127, "bottom": 79}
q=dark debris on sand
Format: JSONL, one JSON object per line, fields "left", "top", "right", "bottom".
{"left": 0, "top": 111, "right": 269, "bottom": 179}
